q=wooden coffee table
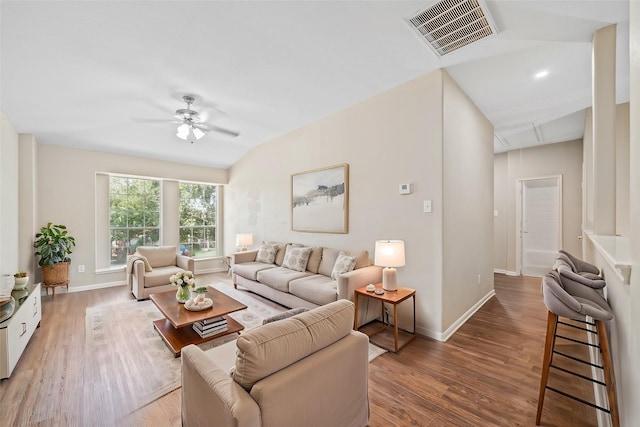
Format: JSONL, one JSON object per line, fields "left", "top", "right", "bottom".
{"left": 150, "top": 286, "right": 247, "bottom": 357}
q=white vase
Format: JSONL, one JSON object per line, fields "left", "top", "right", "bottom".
{"left": 13, "top": 276, "right": 29, "bottom": 290}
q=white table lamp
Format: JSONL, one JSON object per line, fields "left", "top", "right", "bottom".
{"left": 374, "top": 240, "right": 405, "bottom": 291}
{"left": 236, "top": 233, "right": 253, "bottom": 251}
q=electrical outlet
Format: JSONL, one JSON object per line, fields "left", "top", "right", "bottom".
{"left": 477, "top": 274, "right": 481, "bottom": 285}
{"left": 78, "top": 265, "right": 85, "bottom": 273}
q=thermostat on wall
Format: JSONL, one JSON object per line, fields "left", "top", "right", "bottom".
{"left": 399, "top": 183, "right": 412, "bottom": 195}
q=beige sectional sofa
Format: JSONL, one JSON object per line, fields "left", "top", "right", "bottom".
{"left": 231, "top": 242, "right": 382, "bottom": 326}
{"left": 181, "top": 299, "right": 369, "bottom": 427}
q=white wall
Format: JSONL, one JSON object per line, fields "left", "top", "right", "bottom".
{"left": 493, "top": 140, "right": 583, "bottom": 274}
{"left": 36, "top": 144, "right": 228, "bottom": 289}
{"left": 616, "top": 103, "right": 630, "bottom": 236}
{"left": 442, "top": 71, "right": 495, "bottom": 330}
{"left": 0, "top": 112, "right": 19, "bottom": 284}
{"left": 226, "top": 69, "right": 494, "bottom": 338}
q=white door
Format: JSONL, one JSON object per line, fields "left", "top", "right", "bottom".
{"left": 520, "top": 177, "right": 562, "bottom": 277}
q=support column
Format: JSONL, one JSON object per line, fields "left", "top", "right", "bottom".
{"left": 592, "top": 24, "right": 617, "bottom": 235}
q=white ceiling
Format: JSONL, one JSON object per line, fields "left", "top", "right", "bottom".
{"left": 0, "top": 1, "right": 630, "bottom": 169}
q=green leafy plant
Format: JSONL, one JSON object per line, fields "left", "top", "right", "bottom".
{"left": 34, "top": 222, "right": 76, "bottom": 268}
{"left": 14, "top": 271, "right": 27, "bottom": 278}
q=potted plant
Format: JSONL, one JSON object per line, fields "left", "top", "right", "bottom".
{"left": 34, "top": 222, "right": 76, "bottom": 288}
{"left": 13, "top": 271, "right": 29, "bottom": 290}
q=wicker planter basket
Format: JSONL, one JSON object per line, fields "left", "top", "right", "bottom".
{"left": 41, "top": 262, "right": 70, "bottom": 287}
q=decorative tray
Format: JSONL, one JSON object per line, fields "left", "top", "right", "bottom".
{"left": 185, "top": 298, "right": 213, "bottom": 311}
{"left": 0, "top": 296, "right": 16, "bottom": 323}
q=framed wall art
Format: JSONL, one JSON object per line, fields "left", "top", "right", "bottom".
{"left": 291, "top": 164, "right": 349, "bottom": 233}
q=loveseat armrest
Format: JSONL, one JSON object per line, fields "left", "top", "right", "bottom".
{"left": 176, "top": 254, "right": 195, "bottom": 273}
{"left": 182, "top": 345, "right": 261, "bottom": 427}
{"left": 231, "top": 250, "right": 259, "bottom": 265}
{"left": 337, "top": 265, "right": 383, "bottom": 301}
{"left": 131, "top": 260, "right": 146, "bottom": 300}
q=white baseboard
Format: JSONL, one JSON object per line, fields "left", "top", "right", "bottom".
{"left": 413, "top": 289, "right": 497, "bottom": 342}
{"left": 66, "top": 281, "right": 125, "bottom": 293}
{"left": 494, "top": 269, "right": 519, "bottom": 276}
{"left": 440, "top": 289, "right": 496, "bottom": 342}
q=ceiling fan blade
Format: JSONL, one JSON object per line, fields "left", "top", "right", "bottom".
{"left": 132, "top": 117, "right": 182, "bottom": 124}
{"left": 195, "top": 123, "right": 241, "bottom": 137}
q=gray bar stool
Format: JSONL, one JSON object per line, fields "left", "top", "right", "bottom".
{"left": 559, "top": 249, "right": 601, "bottom": 276}
{"left": 536, "top": 271, "right": 619, "bottom": 427}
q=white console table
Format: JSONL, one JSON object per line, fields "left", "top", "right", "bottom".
{"left": 0, "top": 282, "right": 42, "bottom": 379}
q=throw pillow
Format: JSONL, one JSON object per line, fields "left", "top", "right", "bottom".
{"left": 140, "top": 255, "right": 153, "bottom": 272}
{"left": 306, "top": 247, "right": 323, "bottom": 273}
{"left": 262, "top": 307, "right": 309, "bottom": 325}
{"left": 331, "top": 252, "right": 357, "bottom": 279}
{"left": 282, "top": 245, "right": 313, "bottom": 272}
{"left": 256, "top": 242, "right": 279, "bottom": 264}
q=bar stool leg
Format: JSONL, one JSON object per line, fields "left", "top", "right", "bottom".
{"left": 536, "top": 311, "right": 559, "bottom": 425}
{"left": 596, "top": 320, "right": 620, "bottom": 427}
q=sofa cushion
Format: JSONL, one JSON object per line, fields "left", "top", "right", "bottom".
{"left": 267, "top": 241, "right": 288, "bottom": 266}
{"left": 282, "top": 246, "right": 313, "bottom": 272}
{"left": 144, "top": 265, "right": 186, "bottom": 287}
{"left": 318, "top": 247, "right": 342, "bottom": 277}
{"left": 289, "top": 275, "right": 338, "bottom": 306}
{"left": 233, "top": 262, "right": 277, "bottom": 281}
{"left": 137, "top": 246, "right": 177, "bottom": 268}
{"left": 233, "top": 300, "right": 354, "bottom": 390}
{"left": 256, "top": 267, "right": 312, "bottom": 292}
{"left": 306, "top": 247, "right": 323, "bottom": 273}
{"left": 255, "top": 242, "right": 279, "bottom": 264}
{"left": 331, "top": 253, "right": 357, "bottom": 279}
{"left": 353, "top": 250, "right": 371, "bottom": 269}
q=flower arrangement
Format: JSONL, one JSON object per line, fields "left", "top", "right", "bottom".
{"left": 14, "top": 271, "right": 28, "bottom": 278}
{"left": 170, "top": 271, "right": 195, "bottom": 288}
{"left": 171, "top": 271, "right": 195, "bottom": 303}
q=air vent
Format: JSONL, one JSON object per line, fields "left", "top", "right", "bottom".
{"left": 405, "top": 0, "right": 498, "bottom": 57}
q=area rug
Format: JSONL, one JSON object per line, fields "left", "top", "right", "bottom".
{"left": 85, "top": 283, "right": 386, "bottom": 412}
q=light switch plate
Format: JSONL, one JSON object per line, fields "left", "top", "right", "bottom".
{"left": 423, "top": 200, "right": 432, "bottom": 213}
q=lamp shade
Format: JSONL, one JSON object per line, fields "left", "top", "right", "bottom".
{"left": 374, "top": 240, "right": 405, "bottom": 267}
{"left": 236, "top": 233, "right": 254, "bottom": 247}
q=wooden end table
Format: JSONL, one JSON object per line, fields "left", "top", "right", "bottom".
{"left": 354, "top": 284, "right": 416, "bottom": 353}
{"left": 150, "top": 286, "right": 247, "bottom": 357}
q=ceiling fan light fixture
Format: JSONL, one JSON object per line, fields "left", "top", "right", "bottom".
{"left": 193, "top": 127, "right": 205, "bottom": 140}
{"left": 176, "top": 123, "right": 190, "bottom": 140}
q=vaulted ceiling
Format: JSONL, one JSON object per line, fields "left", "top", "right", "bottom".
{"left": 0, "top": 1, "right": 630, "bottom": 169}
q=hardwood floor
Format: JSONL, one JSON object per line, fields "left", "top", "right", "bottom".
{"left": 0, "top": 273, "right": 600, "bottom": 426}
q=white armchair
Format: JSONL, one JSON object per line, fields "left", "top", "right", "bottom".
{"left": 128, "top": 246, "right": 194, "bottom": 300}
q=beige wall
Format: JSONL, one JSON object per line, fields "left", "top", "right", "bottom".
{"left": 442, "top": 72, "right": 495, "bottom": 330}
{"left": 493, "top": 153, "right": 508, "bottom": 271}
{"left": 36, "top": 144, "right": 228, "bottom": 289}
{"left": 0, "top": 112, "right": 19, "bottom": 283}
{"left": 616, "top": 103, "right": 630, "bottom": 236}
{"left": 494, "top": 140, "right": 584, "bottom": 274}
{"left": 226, "top": 69, "right": 494, "bottom": 337}
{"left": 628, "top": 0, "right": 640, "bottom": 421}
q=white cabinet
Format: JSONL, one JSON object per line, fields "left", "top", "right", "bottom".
{"left": 0, "top": 282, "right": 42, "bottom": 379}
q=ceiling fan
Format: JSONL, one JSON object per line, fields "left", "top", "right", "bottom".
{"left": 173, "top": 95, "right": 240, "bottom": 142}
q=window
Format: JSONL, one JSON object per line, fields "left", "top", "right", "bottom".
{"left": 179, "top": 183, "right": 218, "bottom": 258}
{"left": 109, "top": 176, "right": 161, "bottom": 265}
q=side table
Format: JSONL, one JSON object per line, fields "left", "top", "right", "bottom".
{"left": 354, "top": 284, "right": 416, "bottom": 353}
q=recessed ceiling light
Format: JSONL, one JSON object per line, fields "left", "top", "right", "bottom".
{"left": 535, "top": 70, "right": 549, "bottom": 79}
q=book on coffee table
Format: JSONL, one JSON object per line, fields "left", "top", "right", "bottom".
{"left": 193, "top": 318, "right": 228, "bottom": 332}
{"left": 192, "top": 323, "right": 228, "bottom": 338}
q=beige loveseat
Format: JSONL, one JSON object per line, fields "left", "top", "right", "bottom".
{"left": 181, "top": 300, "right": 369, "bottom": 427}
{"left": 231, "top": 242, "right": 382, "bottom": 326}
{"left": 128, "top": 246, "right": 194, "bottom": 300}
